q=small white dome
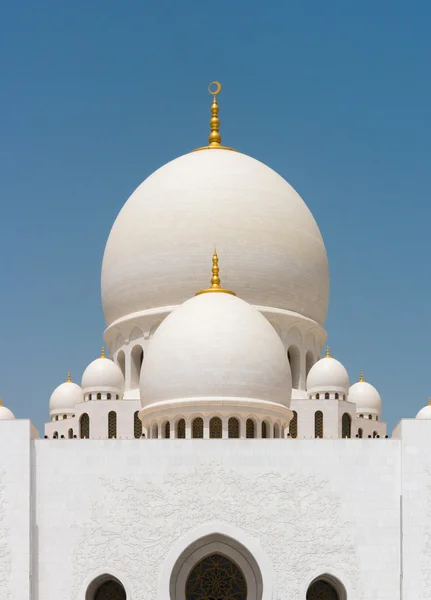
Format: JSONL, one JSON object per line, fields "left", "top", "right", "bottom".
{"left": 140, "top": 291, "right": 292, "bottom": 408}
{"left": 81, "top": 350, "right": 125, "bottom": 396}
{"left": 306, "top": 349, "right": 350, "bottom": 394}
{"left": 349, "top": 373, "right": 382, "bottom": 415}
{"left": 416, "top": 401, "right": 431, "bottom": 419}
{"left": 0, "top": 401, "right": 15, "bottom": 420}
{"left": 49, "top": 375, "right": 83, "bottom": 415}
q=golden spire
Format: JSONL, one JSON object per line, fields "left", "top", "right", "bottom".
{"left": 193, "top": 82, "right": 236, "bottom": 152}
{"left": 428, "top": 398, "right": 431, "bottom": 407}
{"left": 325, "top": 346, "right": 331, "bottom": 358}
{"left": 67, "top": 371, "right": 71, "bottom": 383}
{"left": 101, "top": 346, "right": 106, "bottom": 358}
{"left": 196, "top": 250, "right": 236, "bottom": 296}
{"left": 0, "top": 398, "right": 2, "bottom": 407}
{"left": 359, "top": 371, "right": 365, "bottom": 382}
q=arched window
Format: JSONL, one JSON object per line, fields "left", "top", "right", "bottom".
{"left": 358, "top": 428, "right": 363, "bottom": 438}
{"left": 376, "top": 415, "right": 379, "bottom": 421}
{"left": 192, "top": 417, "right": 203, "bottom": 439}
{"left": 246, "top": 418, "right": 255, "bottom": 439}
{"left": 359, "top": 414, "right": 364, "bottom": 418}
{"left": 290, "top": 411, "right": 298, "bottom": 438}
{"left": 209, "top": 417, "right": 222, "bottom": 438}
{"left": 185, "top": 553, "right": 247, "bottom": 600}
{"left": 152, "top": 423, "right": 158, "bottom": 439}
{"left": 107, "top": 393, "right": 111, "bottom": 400}
{"left": 177, "top": 418, "right": 186, "bottom": 439}
{"left": 324, "top": 392, "right": 330, "bottom": 400}
{"left": 80, "top": 414, "right": 90, "bottom": 438}
{"left": 134, "top": 411, "right": 142, "bottom": 438}
{"left": 89, "top": 394, "right": 92, "bottom": 401}
{"left": 342, "top": 413, "right": 352, "bottom": 438}
{"left": 373, "top": 431, "right": 378, "bottom": 438}
{"left": 116, "top": 350, "right": 126, "bottom": 379}
{"left": 274, "top": 423, "right": 280, "bottom": 438}
{"left": 86, "top": 574, "right": 126, "bottom": 600}
{"left": 306, "top": 350, "right": 314, "bottom": 377}
{"left": 316, "top": 393, "right": 320, "bottom": 400}
{"left": 306, "top": 575, "right": 344, "bottom": 600}
{"left": 53, "top": 431, "right": 58, "bottom": 439}
{"left": 68, "top": 428, "right": 73, "bottom": 439}
{"left": 368, "top": 414, "right": 372, "bottom": 420}
{"left": 63, "top": 414, "right": 67, "bottom": 419}
{"left": 335, "top": 393, "right": 339, "bottom": 400}
{"left": 287, "top": 345, "right": 300, "bottom": 389}
{"left": 261, "top": 421, "right": 267, "bottom": 438}
{"left": 164, "top": 421, "right": 170, "bottom": 439}
{"left": 228, "top": 417, "right": 239, "bottom": 438}
{"left": 97, "top": 393, "right": 101, "bottom": 400}
{"left": 55, "top": 415, "right": 59, "bottom": 421}
{"left": 131, "top": 345, "right": 144, "bottom": 389}
{"left": 315, "top": 411, "right": 323, "bottom": 438}
{"left": 108, "top": 411, "right": 117, "bottom": 438}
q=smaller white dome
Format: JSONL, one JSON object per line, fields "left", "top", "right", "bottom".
{"left": 306, "top": 349, "right": 350, "bottom": 395}
{"left": 0, "top": 401, "right": 15, "bottom": 420}
{"left": 349, "top": 373, "right": 382, "bottom": 415}
{"left": 416, "top": 401, "right": 431, "bottom": 419}
{"left": 81, "top": 349, "right": 125, "bottom": 396}
{"left": 49, "top": 375, "right": 83, "bottom": 415}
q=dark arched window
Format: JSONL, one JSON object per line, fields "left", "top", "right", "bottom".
{"left": 80, "top": 413, "right": 90, "bottom": 439}
{"left": 164, "top": 421, "right": 170, "bottom": 439}
{"left": 134, "top": 411, "right": 142, "bottom": 438}
{"left": 342, "top": 413, "right": 352, "bottom": 438}
{"left": 87, "top": 575, "right": 126, "bottom": 600}
{"left": 306, "top": 576, "right": 341, "bottom": 600}
{"left": 192, "top": 417, "right": 203, "bottom": 439}
{"left": 209, "top": 417, "right": 222, "bottom": 438}
{"left": 68, "top": 428, "right": 73, "bottom": 439}
{"left": 186, "top": 553, "right": 246, "bottom": 600}
{"left": 107, "top": 393, "right": 111, "bottom": 400}
{"left": 89, "top": 394, "right": 92, "bottom": 400}
{"left": 359, "top": 414, "right": 364, "bottom": 418}
{"left": 358, "top": 428, "right": 363, "bottom": 438}
{"left": 108, "top": 411, "right": 117, "bottom": 438}
{"left": 228, "top": 417, "right": 239, "bottom": 438}
{"left": 131, "top": 345, "right": 144, "bottom": 388}
{"left": 246, "top": 418, "right": 255, "bottom": 439}
{"left": 177, "top": 418, "right": 186, "bottom": 439}
{"left": 97, "top": 393, "right": 101, "bottom": 400}
{"left": 335, "top": 393, "right": 339, "bottom": 400}
{"left": 316, "top": 393, "right": 320, "bottom": 400}
{"left": 373, "top": 431, "right": 378, "bottom": 438}
{"left": 261, "top": 421, "right": 267, "bottom": 438}
{"left": 53, "top": 431, "right": 58, "bottom": 439}
{"left": 315, "top": 411, "right": 323, "bottom": 438}
{"left": 369, "top": 414, "right": 372, "bottom": 420}
{"left": 287, "top": 345, "right": 300, "bottom": 389}
{"left": 290, "top": 411, "right": 298, "bottom": 438}
{"left": 324, "top": 392, "right": 330, "bottom": 400}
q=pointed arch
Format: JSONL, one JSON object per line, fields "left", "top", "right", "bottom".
{"left": 289, "top": 411, "right": 298, "bottom": 438}
{"left": 306, "top": 573, "right": 346, "bottom": 600}
{"left": 108, "top": 411, "right": 117, "bottom": 439}
{"left": 85, "top": 573, "right": 126, "bottom": 600}
{"left": 80, "top": 413, "right": 90, "bottom": 439}
{"left": 342, "top": 413, "right": 352, "bottom": 438}
{"left": 287, "top": 344, "right": 300, "bottom": 389}
{"left": 134, "top": 411, "right": 142, "bottom": 438}
{"left": 131, "top": 345, "right": 144, "bottom": 388}
{"left": 314, "top": 410, "right": 323, "bottom": 438}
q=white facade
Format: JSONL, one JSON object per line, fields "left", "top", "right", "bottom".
{"left": 1, "top": 84, "right": 427, "bottom": 599}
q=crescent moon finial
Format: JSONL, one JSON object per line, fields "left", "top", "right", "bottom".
{"left": 208, "top": 81, "right": 222, "bottom": 96}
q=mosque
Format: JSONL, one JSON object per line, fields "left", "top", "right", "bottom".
{"left": 0, "top": 82, "right": 430, "bottom": 600}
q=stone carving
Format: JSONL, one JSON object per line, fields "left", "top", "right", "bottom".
{"left": 72, "top": 462, "right": 362, "bottom": 600}
{"left": 0, "top": 470, "right": 11, "bottom": 599}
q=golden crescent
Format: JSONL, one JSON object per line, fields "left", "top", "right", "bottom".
{"left": 208, "top": 81, "right": 222, "bottom": 96}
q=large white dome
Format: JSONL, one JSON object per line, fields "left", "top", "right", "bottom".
{"left": 102, "top": 149, "right": 329, "bottom": 328}
{"left": 81, "top": 352, "right": 125, "bottom": 396}
{"left": 140, "top": 291, "right": 292, "bottom": 408}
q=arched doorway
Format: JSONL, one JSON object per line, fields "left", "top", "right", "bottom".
{"left": 86, "top": 574, "right": 126, "bottom": 600}
{"left": 186, "top": 553, "right": 247, "bottom": 599}
{"left": 306, "top": 575, "right": 346, "bottom": 600}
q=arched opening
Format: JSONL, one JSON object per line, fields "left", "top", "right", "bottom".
{"left": 186, "top": 553, "right": 246, "bottom": 600}
{"left": 192, "top": 417, "right": 203, "bottom": 439}
{"left": 289, "top": 411, "right": 298, "bottom": 438}
{"left": 108, "top": 411, "right": 117, "bottom": 438}
{"left": 273, "top": 423, "right": 280, "bottom": 438}
{"left": 261, "top": 421, "right": 268, "bottom": 439}
{"left": 324, "top": 392, "right": 330, "bottom": 400}
{"left": 68, "top": 428, "right": 73, "bottom": 439}
{"left": 209, "top": 417, "right": 222, "bottom": 438}
{"left": 152, "top": 423, "right": 159, "bottom": 439}
{"left": 358, "top": 428, "right": 363, "bottom": 438}
{"left": 97, "top": 393, "right": 101, "bottom": 400}
{"left": 314, "top": 410, "right": 323, "bottom": 438}
{"left": 335, "top": 393, "right": 339, "bottom": 400}
{"left": 306, "top": 350, "right": 314, "bottom": 377}
{"left": 306, "top": 574, "right": 346, "bottom": 600}
{"left": 246, "top": 418, "right": 255, "bottom": 439}
{"left": 342, "top": 413, "right": 352, "bottom": 438}
{"left": 117, "top": 350, "right": 126, "bottom": 379}
{"left": 177, "top": 418, "right": 186, "bottom": 439}
{"left": 107, "top": 393, "right": 111, "bottom": 400}
{"left": 287, "top": 345, "right": 300, "bottom": 389}
{"left": 373, "top": 431, "right": 378, "bottom": 438}
{"left": 80, "top": 413, "right": 90, "bottom": 439}
{"left": 169, "top": 533, "right": 263, "bottom": 600}
{"left": 131, "top": 345, "right": 144, "bottom": 389}
{"left": 134, "top": 411, "right": 142, "bottom": 439}
{"left": 164, "top": 421, "right": 171, "bottom": 439}
{"left": 228, "top": 417, "right": 239, "bottom": 438}
{"left": 86, "top": 574, "right": 126, "bottom": 600}
{"left": 316, "top": 393, "right": 320, "bottom": 400}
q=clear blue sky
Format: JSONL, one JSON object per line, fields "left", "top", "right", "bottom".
{"left": 1, "top": 0, "right": 430, "bottom": 433}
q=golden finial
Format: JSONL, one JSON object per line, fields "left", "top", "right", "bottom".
{"left": 193, "top": 82, "right": 236, "bottom": 152}
{"left": 196, "top": 250, "right": 236, "bottom": 296}
{"left": 0, "top": 398, "right": 2, "bottom": 407}
{"left": 325, "top": 346, "right": 331, "bottom": 358}
{"left": 101, "top": 346, "right": 105, "bottom": 358}
{"left": 359, "top": 371, "right": 365, "bottom": 382}
{"left": 428, "top": 398, "right": 431, "bottom": 407}
{"left": 67, "top": 371, "right": 71, "bottom": 383}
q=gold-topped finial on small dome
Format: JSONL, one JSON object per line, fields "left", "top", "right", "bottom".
{"left": 101, "top": 346, "right": 106, "bottom": 358}
{"left": 359, "top": 371, "right": 365, "bottom": 383}
{"left": 67, "top": 371, "right": 71, "bottom": 383}
{"left": 428, "top": 398, "right": 431, "bottom": 407}
{"left": 193, "top": 82, "right": 237, "bottom": 152}
{"left": 196, "top": 250, "right": 236, "bottom": 296}
{"left": 325, "top": 346, "right": 331, "bottom": 358}
{"left": 0, "top": 398, "right": 2, "bottom": 407}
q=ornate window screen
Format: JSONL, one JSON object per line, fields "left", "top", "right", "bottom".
{"left": 210, "top": 417, "right": 222, "bottom": 438}
{"left": 177, "top": 418, "right": 186, "bottom": 439}
{"left": 192, "top": 417, "right": 204, "bottom": 438}
{"left": 342, "top": 413, "right": 352, "bottom": 438}
{"left": 108, "top": 411, "right": 117, "bottom": 439}
{"left": 228, "top": 417, "right": 239, "bottom": 438}
{"left": 165, "top": 421, "right": 170, "bottom": 439}
{"left": 290, "top": 411, "right": 298, "bottom": 438}
{"left": 315, "top": 411, "right": 323, "bottom": 438}
{"left": 80, "top": 413, "right": 90, "bottom": 439}
{"left": 185, "top": 553, "right": 247, "bottom": 600}
{"left": 246, "top": 418, "right": 255, "bottom": 438}
{"left": 134, "top": 411, "right": 142, "bottom": 438}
